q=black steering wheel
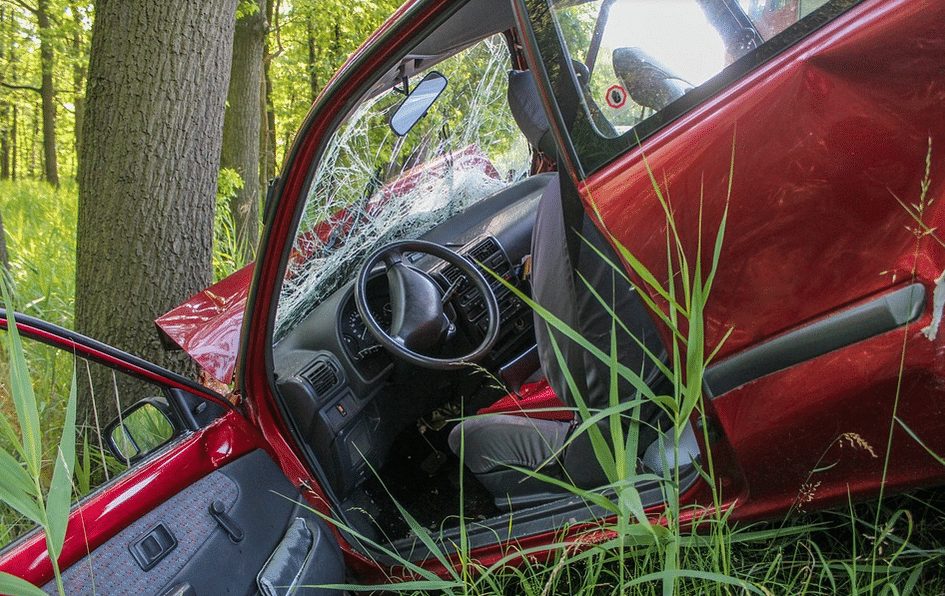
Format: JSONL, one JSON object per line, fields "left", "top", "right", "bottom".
{"left": 354, "top": 240, "right": 500, "bottom": 369}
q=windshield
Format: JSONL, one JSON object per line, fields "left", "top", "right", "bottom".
{"left": 275, "top": 34, "right": 531, "bottom": 339}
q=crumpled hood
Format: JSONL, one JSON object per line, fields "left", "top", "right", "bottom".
{"left": 155, "top": 264, "right": 253, "bottom": 385}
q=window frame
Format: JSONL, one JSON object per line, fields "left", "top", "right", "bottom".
{"left": 521, "top": 0, "right": 868, "bottom": 176}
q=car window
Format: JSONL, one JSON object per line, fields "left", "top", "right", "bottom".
{"left": 0, "top": 334, "right": 177, "bottom": 550}
{"left": 534, "top": 0, "right": 864, "bottom": 173}
{"left": 275, "top": 34, "right": 531, "bottom": 339}
{"left": 553, "top": 0, "right": 736, "bottom": 137}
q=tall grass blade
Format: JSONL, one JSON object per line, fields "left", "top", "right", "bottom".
{"left": 0, "top": 572, "right": 48, "bottom": 596}
{"left": 45, "top": 365, "right": 78, "bottom": 561}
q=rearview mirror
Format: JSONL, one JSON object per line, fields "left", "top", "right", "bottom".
{"left": 105, "top": 399, "right": 177, "bottom": 465}
{"left": 389, "top": 71, "right": 448, "bottom": 137}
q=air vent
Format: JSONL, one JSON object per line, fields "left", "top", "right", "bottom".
{"left": 302, "top": 358, "right": 341, "bottom": 398}
{"left": 468, "top": 237, "right": 500, "bottom": 263}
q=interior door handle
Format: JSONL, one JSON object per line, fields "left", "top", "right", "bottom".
{"left": 209, "top": 500, "right": 244, "bottom": 543}
{"left": 129, "top": 523, "right": 178, "bottom": 571}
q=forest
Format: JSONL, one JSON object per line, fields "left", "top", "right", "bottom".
{"left": 0, "top": 0, "right": 401, "bottom": 414}
{"left": 0, "top": 0, "right": 402, "bottom": 557}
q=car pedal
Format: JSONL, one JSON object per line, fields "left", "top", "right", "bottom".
{"left": 420, "top": 450, "right": 448, "bottom": 476}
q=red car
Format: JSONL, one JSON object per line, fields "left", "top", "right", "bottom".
{"left": 3, "top": 0, "right": 945, "bottom": 591}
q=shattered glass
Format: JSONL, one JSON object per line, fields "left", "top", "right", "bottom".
{"left": 275, "top": 34, "right": 531, "bottom": 339}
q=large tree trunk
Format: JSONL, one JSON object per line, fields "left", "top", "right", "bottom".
{"left": 76, "top": 0, "right": 237, "bottom": 424}
{"left": 220, "top": 0, "right": 267, "bottom": 263}
{"left": 36, "top": 0, "right": 58, "bottom": 186}
{"left": 259, "top": 0, "right": 276, "bottom": 199}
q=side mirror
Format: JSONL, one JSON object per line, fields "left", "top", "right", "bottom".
{"left": 389, "top": 71, "right": 448, "bottom": 137}
{"left": 105, "top": 399, "right": 177, "bottom": 465}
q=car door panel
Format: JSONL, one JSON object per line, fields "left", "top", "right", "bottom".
{"left": 0, "top": 312, "right": 345, "bottom": 592}
{"left": 577, "top": 0, "right": 945, "bottom": 511}
{"left": 43, "top": 450, "right": 343, "bottom": 595}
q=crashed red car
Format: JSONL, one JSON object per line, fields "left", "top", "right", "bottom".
{"left": 4, "top": 0, "right": 945, "bottom": 591}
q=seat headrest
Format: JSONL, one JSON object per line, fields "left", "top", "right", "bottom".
{"left": 507, "top": 70, "right": 556, "bottom": 158}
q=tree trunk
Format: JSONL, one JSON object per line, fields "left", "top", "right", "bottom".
{"left": 259, "top": 0, "right": 276, "bottom": 198}
{"left": 10, "top": 103, "right": 16, "bottom": 180}
{"left": 1, "top": 107, "right": 9, "bottom": 180}
{"left": 76, "top": 0, "right": 238, "bottom": 424}
{"left": 264, "top": 62, "right": 276, "bottom": 183}
{"left": 37, "top": 0, "right": 59, "bottom": 186}
{"left": 0, "top": 211, "right": 8, "bottom": 271}
{"left": 306, "top": 14, "right": 318, "bottom": 102}
{"left": 221, "top": 0, "right": 267, "bottom": 263}
{"left": 70, "top": 1, "right": 87, "bottom": 173}
{"left": 28, "top": 105, "right": 36, "bottom": 178}
{"left": 0, "top": 7, "right": 9, "bottom": 180}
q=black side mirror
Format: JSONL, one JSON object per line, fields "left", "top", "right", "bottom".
{"left": 104, "top": 398, "right": 178, "bottom": 465}
{"left": 389, "top": 71, "right": 448, "bottom": 136}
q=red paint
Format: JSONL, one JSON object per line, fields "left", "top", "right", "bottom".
{"left": 580, "top": 0, "right": 945, "bottom": 522}
{"left": 478, "top": 379, "right": 574, "bottom": 421}
{"left": 155, "top": 264, "right": 253, "bottom": 385}
{"left": 0, "top": 315, "right": 232, "bottom": 411}
{"left": 0, "top": 411, "right": 261, "bottom": 586}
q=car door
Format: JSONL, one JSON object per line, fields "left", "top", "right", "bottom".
{"left": 519, "top": 0, "right": 945, "bottom": 517}
{"left": 0, "top": 310, "right": 344, "bottom": 594}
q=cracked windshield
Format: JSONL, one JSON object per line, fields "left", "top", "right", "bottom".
{"left": 276, "top": 34, "right": 530, "bottom": 338}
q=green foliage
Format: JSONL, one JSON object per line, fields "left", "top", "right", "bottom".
{"left": 236, "top": 0, "right": 261, "bottom": 20}
{"left": 214, "top": 167, "right": 248, "bottom": 281}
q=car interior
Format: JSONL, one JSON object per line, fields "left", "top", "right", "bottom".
{"left": 269, "top": 0, "right": 757, "bottom": 555}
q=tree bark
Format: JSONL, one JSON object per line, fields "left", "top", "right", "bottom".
{"left": 0, "top": 211, "right": 8, "bottom": 270}
{"left": 0, "top": 6, "right": 9, "bottom": 180}
{"left": 259, "top": 0, "right": 276, "bottom": 198}
{"left": 221, "top": 0, "right": 267, "bottom": 263}
{"left": 10, "top": 103, "right": 16, "bottom": 180}
{"left": 36, "top": 0, "right": 59, "bottom": 186}
{"left": 306, "top": 14, "right": 318, "bottom": 102}
{"left": 70, "top": 1, "right": 87, "bottom": 172}
{"left": 76, "top": 0, "right": 238, "bottom": 424}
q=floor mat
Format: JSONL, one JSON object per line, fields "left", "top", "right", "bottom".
{"left": 362, "top": 421, "right": 499, "bottom": 541}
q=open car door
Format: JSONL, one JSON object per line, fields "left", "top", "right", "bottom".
{"left": 522, "top": 0, "right": 945, "bottom": 515}
{"left": 0, "top": 311, "right": 344, "bottom": 594}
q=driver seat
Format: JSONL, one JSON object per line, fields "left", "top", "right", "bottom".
{"left": 448, "top": 69, "right": 670, "bottom": 508}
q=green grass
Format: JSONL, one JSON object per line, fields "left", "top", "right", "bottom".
{"left": 0, "top": 140, "right": 944, "bottom": 596}
{"left": 0, "top": 180, "right": 77, "bottom": 328}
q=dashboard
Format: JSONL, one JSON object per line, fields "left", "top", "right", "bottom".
{"left": 272, "top": 172, "right": 555, "bottom": 498}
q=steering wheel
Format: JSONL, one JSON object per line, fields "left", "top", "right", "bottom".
{"left": 355, "top": 240, "right": 500, "bottom": 369}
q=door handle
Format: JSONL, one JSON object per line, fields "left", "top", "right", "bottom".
{"left": 209, "top": 500, "right": 244, "bottom": 543}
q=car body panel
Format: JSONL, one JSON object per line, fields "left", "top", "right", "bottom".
{"left": 1, "top": 411, "right": 260, "bottom": 586}
{"left": 577, "top": 0, "right": 945, "bottom": 517}
{"left": 156, "top": 264, "right": 253, "bottom": 385}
